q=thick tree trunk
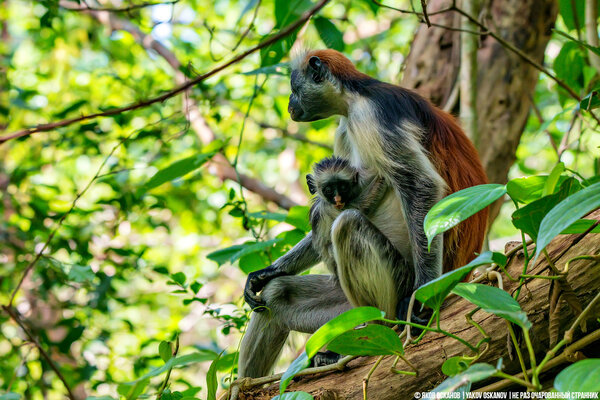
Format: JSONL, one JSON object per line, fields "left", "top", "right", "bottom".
{"left": 238, "top": 209, "right": 600, "bottom": 399}
{"left": 401, "top": 0, "right": 558, "bottom": 221}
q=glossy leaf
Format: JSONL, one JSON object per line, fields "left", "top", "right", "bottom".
{"left": 561, "top": 219, "right": 600, "bottom": 234}
{"left": 441, "top": 356, "right": 470, "bottom": 377}
{"left": 542, "top": 162, "right": 565, "bottom": 196}
{"left": 558, "top": 0, "right": 585, "bottom": 31}
{"left": 424, "top": 184, "right": 506, "bottom": 248}
{"left": 451, "top": 283, "right": 531, "bottom": 330}
{"left": 206, "top": 352, "right": 222, "bottom": 400}
{"left": 272, "top": 392, "right": 314, "bottom": 400}
{"left": 140, "top": 152, "right": 215, "bottom": 194}
{"left": 207, "top": 239, "right": 282, "bottom": 266}
{"left": 535, "top": 181, "right": 600, "bottom": 262}
{"left": 280, "top": 307, "right": 385, "bottom": 392}
{"left": 285, "top": 206, "right": 311, "bottom": 232}
{"left": 159, "top": 341, "right": 172, "bottom": 363}
{"left": 415, "top": 251, "right": 507, "bottom": 312}
{"left": 327, "top": 324, "right": 404, "bottom": 356}
{"left": 432, "top": 363, "right": 497, "bottom": 392}
{"left": 554, "top": 358, "right": 600, "bottom": 392}
{"left": 314, "top": 17, "right": 344, "bottom": 51}
{"left": 512, "top": 178, "right": 581, "bottom": 241}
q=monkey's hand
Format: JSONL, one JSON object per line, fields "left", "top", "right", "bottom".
{"left": 244, "top": 266, "right": 284, "bottom": 312}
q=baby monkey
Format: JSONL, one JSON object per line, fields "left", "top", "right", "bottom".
{"left": 306, "top": 156, "right": 388, "bottom": 276}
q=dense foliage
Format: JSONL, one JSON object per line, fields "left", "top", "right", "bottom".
{"left": 0, "top": 0, "right": 599, "bottom": 399}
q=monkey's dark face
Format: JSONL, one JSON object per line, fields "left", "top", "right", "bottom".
{"left": 288, "top": 56, "right": 347, "bottom": 122}
{"left": 321, "top": 179, "right": 360, "bottom": 210}
{"left": 308, "top": 172, "right": 360, "bottom": 210}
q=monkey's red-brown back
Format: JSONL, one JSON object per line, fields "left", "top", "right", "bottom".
{"left": 428, "top": 108, "right": 488, "bottom": 272}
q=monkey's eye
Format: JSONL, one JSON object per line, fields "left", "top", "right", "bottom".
{"left": 339, "top": 183, "right": 348, "bottom": 193}
{"left": 323, "top": 187, "right": 334, "bottom": 197}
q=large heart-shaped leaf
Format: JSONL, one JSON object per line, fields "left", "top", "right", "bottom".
{"left": 327, "top": 324, "right": 403, "bottom": 356}
{"left": 535, "top": 181, "right": 600, "bottom": 262}
{"left": 415, "top": 251, "right": 507, "bottom": 312}
{"left": 432, "top": 363, "right": 497, "bottom": 392}
{"left": 280, "top": 307, "right": 385, "bottom": 392}
{"left": 425, "top": 184, "right": 506, "bottom": 248}
{"left": 451, "top": 283, "right": 531, "bottom": 330}
{"left": 512, "top": 178, "right": 582, "bottom": 241}
{"left": 554, "top": 358, "right": 600, "bottom": 392}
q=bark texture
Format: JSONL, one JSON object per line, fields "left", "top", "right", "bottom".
{"left": 401, "top": 0, "right": 558, "bottom": 188}
{"left": 238, "top": 209, "right": 600, "bottom": 399}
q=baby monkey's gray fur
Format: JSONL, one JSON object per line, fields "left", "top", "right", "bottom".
{"left": 307, "top": 156, "right": 388, "bottom": 276}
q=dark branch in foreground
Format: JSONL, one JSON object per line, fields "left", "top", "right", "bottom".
{"left": 2, "top": 305, "right": 76, "bottom": 400}
{"left": 63, "top": 0, "right": 180, "bottom": 12}
{"left": 0, "top": 0, "right": 330, "bottom": 145}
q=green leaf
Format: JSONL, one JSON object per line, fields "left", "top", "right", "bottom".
{"left": 314, "top": 17, "right": 344, "bottom": 51}
{"left": 247, "top": 210, "right": 288, "bottom": 222}
{"left": 432, "top": 363, "right": 497, "bottom": 393}
{"left": 542, "top": 162, "right": 565, "bottom": 196}
{"left": 561, "top": 219, "right": 600, "bottom": 234}
{"left": 581, "top": 90, "right": 600, "bottom": 110}
{"left": 554, "top": 30, "right": 600, "bottom": 57}
{"left": 558, "top": 0, "right": 585, "bottom": 31}
{"left": 125, "top": 351, "right": 217, "bottom": 383}
{"left": 140, "top": 152, "right": 215, "bottom": 194}
{"left": 554, "top": 358, "right": 600, "bottom": 392}
{"left": 272, "top": 392, "right": 314, "bottom": 400}
{"left": 285, "top": 206, "right": 311, "bottom": 232}
{"left": 441, "top": 356, "right": 470, "bottom": 377}
{"left": 242, "top": 63, "right": 289, "bottom": 76}
{"left": 415, "top": 251, "right": 507, "bottom": 312}
{"left": 280, "top": 307, "right": 385, "bottom": 392}
{"left": 117, "top": 379, "right": 149, "bottom": 400}
{"left": 535, "top": 181, "right": 600, "bottom": 262}
{"left": 68, "top": 264, "right": 95, "bottom": 283}
{"left": 512, "top": 178, "right": 582, "bottom": 241}
{"left": 327, "top": 324, "right": 404, "bottom": 356}
{"left": 190, "top": 281, "right": 202, "bottom": 295}
{"left": 451, "top": 283, "right": 531, "bottom": 330}
{"left": 507, "top": 175, "right": 568, "bottom": 204}
{"left": 159, "top": 341, "right": 172, "bottom": 363}
{"left": 53, "top": 99, "right": 87, "bottom": 118}
{"left": 424, "top": 184, "right": 506, "bottom": 249}
{"left": 554, "top": 42, "right": 585, "bottom": 93}
{"left": 206, "top": 352, "right": 222, "bottom": 400}
{"left": 238, "top": 251, "right": 270, "bottom": 274}
{"left": 207, "top": 239, "right": 282, "bottom": 266}
{"left": 170, "top": 272, "right": 186, "bottom": 286}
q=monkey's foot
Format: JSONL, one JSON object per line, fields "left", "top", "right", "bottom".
{"left": 396, "top": 297, "right": 431, "bottom": 336}
{"left": 310, "top": 350, "right": 343, "bottom": 368}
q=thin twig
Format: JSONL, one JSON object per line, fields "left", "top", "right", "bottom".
{"left": 1, "top": 305, "right": 76, "bottom": 400}
{"left": 8, "top": 125, "right": 143, "bottom": 306}
{"left": 420, "top": 0, "right": 431, "bottom": 27}
{"left": 63, "top": 0, "right": 179, "bottom": 12}
{"left": 0, "top": 0, "right": 330, "bottom": 144}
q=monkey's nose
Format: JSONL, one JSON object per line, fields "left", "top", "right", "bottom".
{"left": 334, "top": 195, "right": 344, "bottom": 209}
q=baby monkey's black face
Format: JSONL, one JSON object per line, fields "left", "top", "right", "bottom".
{"left": 321, "top": 179, "right": 358, "bottom": 209}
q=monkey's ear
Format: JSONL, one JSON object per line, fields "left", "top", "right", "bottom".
{"left": 308, "top": 56, "right": 325, "bottom": 83}
{"left": 306, "top": 174, "right": 317, "bottom": 195}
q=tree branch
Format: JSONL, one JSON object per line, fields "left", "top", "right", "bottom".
{"left": 62, "top": 0, "right": 180, "bottom": 12}
{"left": 81, "top": 6, "right": 298, "bottom": 209}
{"left": 2, "top": 305, "right": 77, "bottom": 400}
{"left": 0, "top": 0, "right": 330, "bottom": 144}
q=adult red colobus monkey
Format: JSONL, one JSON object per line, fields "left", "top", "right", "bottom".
{"left": 238, "top": 49, "right": 488, "bottom": 378}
